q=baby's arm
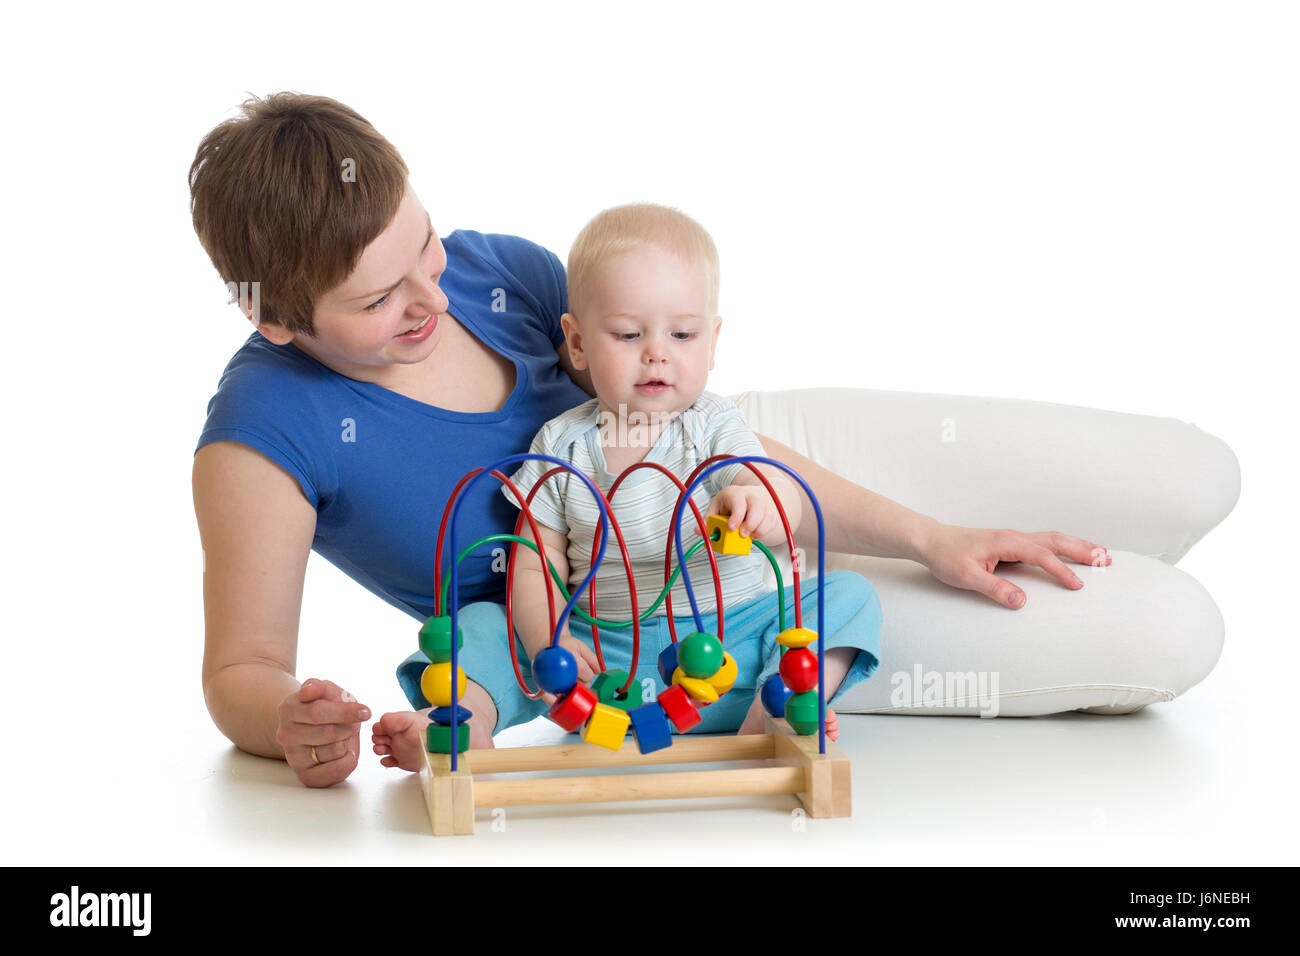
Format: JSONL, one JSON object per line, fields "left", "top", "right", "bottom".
{"left": 510, "top": 518, "right": 601, "bottom": 685}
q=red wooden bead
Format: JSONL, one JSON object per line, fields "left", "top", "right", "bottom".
{"left": 779, "top": 647, "right": 819, "bottom": 695}
{"left": 548, "top": 683, "right": 598, "bottom": 732}
{"left": 656, "top": 684, "right": 702, "bottom": 733}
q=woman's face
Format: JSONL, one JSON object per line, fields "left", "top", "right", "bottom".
{"left": 260, "top": 188, "right": 451, "bottom": 380}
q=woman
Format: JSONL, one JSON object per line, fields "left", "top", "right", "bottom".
{"left": 191, "top": 92, "right": 1116, "bottom": 788}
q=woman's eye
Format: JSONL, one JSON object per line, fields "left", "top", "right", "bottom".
{"left": 365, "top": 293, "right": 390, "bottom": 312}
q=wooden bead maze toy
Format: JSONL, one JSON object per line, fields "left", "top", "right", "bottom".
{"left": 412, "top": 452, "right": 851, "bottom": 835}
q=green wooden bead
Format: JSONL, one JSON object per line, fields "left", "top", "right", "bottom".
{"left": 426, "top": 721, "right": 470, "bottom": 753}
{"left": 591, "top": 669, "right": 643, "bottom": 712}
{"left": 418, "top": 615, "right": 463, "bottom": 663}
{"left": 785, "top": 691, "right": 825, "bottom": 736}
{"left": 678, "top": 632, "right": 723, "bottom": 679}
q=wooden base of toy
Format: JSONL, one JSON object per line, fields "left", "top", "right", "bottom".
{"left": 419, "top": 714, "right": 851, "bottom": 835}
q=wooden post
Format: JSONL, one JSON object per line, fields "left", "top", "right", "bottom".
{"left": 420, "top": 750, "right": 476, "bottom": 835}
{"left": 766, "top": 714, "right": 852, "bottom": 818}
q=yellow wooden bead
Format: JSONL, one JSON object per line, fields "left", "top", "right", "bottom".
{"left": 672, "top": 666, "right": 720, "bottom": 703}
{"left": 706, "top": 514, "right": 752, "bottom": 556}
{"left": 777, "top": 627, "right": 818, "bottom": 649}
{"left": 583, "top": 703, "right": 631, "bottom": 750}
{"left": 704, "top": 652, "right": 738, "bottom": 696}
{"left": 420, "top": 662, "right": 466, "bottom": 708}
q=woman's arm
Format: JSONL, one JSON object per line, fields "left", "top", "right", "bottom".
{"left": 753, "top": 432, "right": 1110, "bottom": 610}
{"left": 193, "top": 441, "right": 370, "bottom": 785}
{"left": 752, "top": 432, "right": 938, "bottom": 561}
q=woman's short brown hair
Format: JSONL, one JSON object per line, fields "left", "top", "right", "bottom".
{"left": 189, "top": 92, "right": 409, "bottom": 336}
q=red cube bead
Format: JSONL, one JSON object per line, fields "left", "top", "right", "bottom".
{"left": 548, "top": 683, "right": 598, "bottom": 732}
{"left": 656, "top": 684, "right": 702, "bottom": 733}
{"left": 779, "top": 648, "right": 819, "bottom": 694}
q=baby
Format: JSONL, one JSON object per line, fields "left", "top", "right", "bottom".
{"left": 373, "top": 204, "right": 878, "bottom": 769}
{"left": 502, "top": 203, "right": 876, "bottom": 739}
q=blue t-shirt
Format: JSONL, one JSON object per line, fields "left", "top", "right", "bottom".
{"left": 195, "top": 230, "right": 591, "bottom": 621}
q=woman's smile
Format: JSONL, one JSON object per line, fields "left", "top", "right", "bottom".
{"left": 394, "top": 313, "right": 437, "bottom": 343}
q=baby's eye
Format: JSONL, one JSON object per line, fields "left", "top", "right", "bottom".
{"left": 615, "top": 332, "right": 639, "bottom": 341}
{"left": 364, "top": 293, "right": 391, "bottom": 312}
{"left": 672, "top": 331, "right": 697, "bottom": 341}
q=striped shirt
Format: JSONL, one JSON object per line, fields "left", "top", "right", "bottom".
{"left": 500, "top": 390, "right": 771, "bottom": 621}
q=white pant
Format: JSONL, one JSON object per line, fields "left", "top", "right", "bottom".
{"left": 732, "top": 388, "right": 1239, "bottom": 716}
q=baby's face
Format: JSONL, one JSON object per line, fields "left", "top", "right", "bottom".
{"left": 563, "top": 243, "right": 720, "bottom": 422}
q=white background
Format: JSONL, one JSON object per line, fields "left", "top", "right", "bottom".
{"left": 1, "top": 0, "right": 1295, "bottom": 864}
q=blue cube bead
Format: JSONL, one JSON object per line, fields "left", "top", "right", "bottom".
{"left": 627, "top": 702, "right": 674, "bottom": 754}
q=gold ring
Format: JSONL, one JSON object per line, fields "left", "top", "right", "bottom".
{"left": 311, "top": 746, "right": 320, "bottom": 765}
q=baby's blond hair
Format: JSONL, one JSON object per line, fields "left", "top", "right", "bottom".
{"left": 567, "top": 203, "right": 720, "bottom": 317}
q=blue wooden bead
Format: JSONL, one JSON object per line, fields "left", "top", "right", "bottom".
{"left": 430, "top": 705, "right": 473, "bottom": 725}
{"left": 657, "top": 643, "right": 679, "bottom": 686}
{"left": 534, "top": 645, "right": 578, "bottom": 695}
{"left": 628, "top": 703, "right": 674, "bottom": 754}
{"left": 761, "top": 673, "right": 793, "bottom": 717}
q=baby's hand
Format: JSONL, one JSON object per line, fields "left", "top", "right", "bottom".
{"left": 707, "top": 484, "right": 782, "bottom": 542}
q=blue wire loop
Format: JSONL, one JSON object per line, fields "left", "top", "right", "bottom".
{"left": 446, "top": 454, "right": 614, "bottom": 770}
{"left": 671, "top": 455, "right": 829, "bottom": 754}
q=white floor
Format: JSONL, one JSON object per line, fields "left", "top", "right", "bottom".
{"left": 19, "top": 524, "right": 1292, "bottom": 867}
{"left": 7, "top": 432, "right": 1290, "bottom": 865}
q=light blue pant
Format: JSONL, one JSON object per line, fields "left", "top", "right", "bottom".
{"left": 397, "top": 569, "right": 882, "bottom": 735}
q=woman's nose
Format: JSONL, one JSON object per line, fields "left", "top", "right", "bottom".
{"left": 411, "top": 272, "right": 448, "bottom": 314}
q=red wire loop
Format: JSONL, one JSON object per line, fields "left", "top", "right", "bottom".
{"left": 435, "top": 453, "right": 802, "bottom": 705}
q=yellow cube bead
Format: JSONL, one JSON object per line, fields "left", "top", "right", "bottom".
{"left": 704, "top": 652, "right": 738, "bottom": 697}
{"left": 672, "top": 666, "right": 720, "bottom": 703}
{"left": 420, "top": 662, "right": 466, "bottom": 708}
{"left": 706, "top": 514, "right": 752, "bottom": 556}
{"left": 777, "top": 627, "right": 818, "bottom": 649}
{"left": 583, "top": 703, "right": 631, "bottom": 750}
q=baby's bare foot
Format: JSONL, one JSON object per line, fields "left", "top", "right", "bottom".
{"left": 372, "top": 709, "right": 495, "bottom": 771}
{"left": 736, "top": 706, "right": 841, "bottom": 740}
{"left": 825, "top": 707, "right": 840, "bottom": 741}
{"left": 372, "top": 711, "right": 428, "bottom": 771}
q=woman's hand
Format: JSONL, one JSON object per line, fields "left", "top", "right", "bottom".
{"left": 275, "top": 678, "right": 371, "bottom": 787}
{"left": 916, "top": 525, "right": 1111, "bottom": 609}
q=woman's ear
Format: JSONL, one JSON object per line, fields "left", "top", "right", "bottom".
{"left": 561, "top": 312, "right": 588, "bottom": 370}
{"left": 236, "top": 296, "right": 296, "bottom": 346}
